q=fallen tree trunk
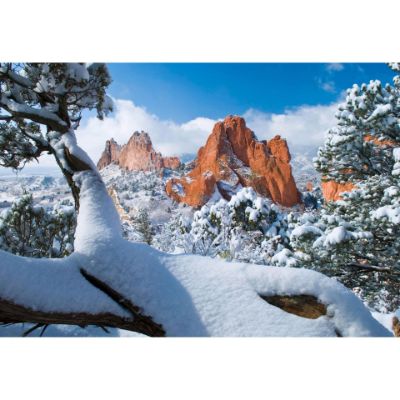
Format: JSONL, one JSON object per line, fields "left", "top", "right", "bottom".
{"left": 0, "top": 254, "right": 165, "bottom": 336}
{"left": 0, "top": 298, "right": 152, "bottom": 335}
{"left": 0, "top": 268, "right": 165, "bottom": 337}
{"left": 80, "top": 268, "right": 165, "bottom": 336}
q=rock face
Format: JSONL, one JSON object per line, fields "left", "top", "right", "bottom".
{"left": 97, "top": 138, "right": 121, "bottom": 170}
{"left": 166, "top": 115, "right": 301, "bottom": 208}
{"left": 321, "top": 180, "right": 355, "bottom": 202}
{"left": 97, "top": 131, "right": 181, "bottom": 172}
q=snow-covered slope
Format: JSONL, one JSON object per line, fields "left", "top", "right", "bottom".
{"left": 0, "top": 165, "right": 394, "bottom": 337}
{"left": 100, "top": 164, "right": 185, "bottom": 226}
{"left": 0, "top": 174, "right": 72, "bottom": 212}
{"left": 289, "top": 145, "right": 320, "bottom": 191}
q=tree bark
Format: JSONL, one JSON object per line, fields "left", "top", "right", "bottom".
{"left": 0, "top": 298, "right": 163, "bottom": 336}
{"left": 260, "top": 294, "right": 327, "bottom": 319}
{"left": 0, "top": 267, "right": 165, "bottom": 337}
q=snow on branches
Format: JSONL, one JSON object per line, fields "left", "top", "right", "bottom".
{"left": 0, "top": 63, "right": 113, "bottom": 208}
{"left": 155, "top": 187, "right": 294, "bottom": 265}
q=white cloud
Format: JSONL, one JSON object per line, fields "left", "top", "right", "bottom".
{"left": 243, "top": 103, "right": 338, "bottom": 148}
{"left": 76, "top": 99, "right": 216, "bottom": 161}
{"left": 326, "top": 63, "right": 344, "bottom": 72}
{"left": 18, "top": 98, "right": 339, "bottom": 170}
{"left": 318, "top": 79, "right": 336, "bottom": 93}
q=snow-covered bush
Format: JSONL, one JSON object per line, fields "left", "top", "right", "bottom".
{"left": 132, "top": 208, "right": 154, "bottom": 245}
{"left": 156, "top": 187, "right": 292, "bottom": 264}
{"left": 0, "top": 193, "right": 76, "bottom": 258}
{"left": 302, "top": 187, "right": 323, "bottom": 210}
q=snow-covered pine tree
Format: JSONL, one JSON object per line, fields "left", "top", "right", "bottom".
{"left": 291, "top": 63, "right": 400, "bottom": 312}
{"left": 315, "top": 63, "right": 400, "bottom": 185}
{"left": 0, "top": 193, "right": 76, "bottom": 258}
{"left": 134, "top": 208, "right": 154, "bottom": 245}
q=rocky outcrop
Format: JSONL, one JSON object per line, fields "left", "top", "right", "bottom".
{"left": 97, "top": 131, "right": 181, "bottom": 172}
{"left": 162, "top": 156, "right": 181, "bottom": 170}
{"left": 321, "top": 180, "right": 355, "bottom": 202}
{"left": 166, "top": 115, "right": 301, "bottom": 208}
{"left": 97, "top": 138, "right": 121, "bottom": 170}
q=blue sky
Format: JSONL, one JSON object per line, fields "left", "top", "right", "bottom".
{"left": 6, "top": 62, "right": 395, "bottom": 173}
{"left": 107, "top": 63, "right": 394, "bottom": 122}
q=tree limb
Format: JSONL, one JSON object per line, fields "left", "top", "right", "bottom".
{"left": 347, "top": 262, "right": 393, "bottom": 272}
{"left": 0, "top": 297, "right": 162, "bottom": 336}
{"left": 0, "top": 96, "right": 69, "bottom": 133}
{"left": 80, "top": 268, "right": 165, "bottom": 337}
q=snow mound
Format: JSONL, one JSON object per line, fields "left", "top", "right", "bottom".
{"left": 0, "top": 171, "right": 392, "bottom": 337}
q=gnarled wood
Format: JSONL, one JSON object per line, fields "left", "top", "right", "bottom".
{"left": 0, "top": 268, "right": 165, "bottom": 337}
{"left": 0, "top": 298, "right": 158, "bottom": 335}
{"left": 80, "top": 268, "right": 165, "bottom": 337}
{"left": 260, "top": 294, "right": 327, "bottom": 319}
{"left": 393, "top": 317, "right": 400, "bottom": 337}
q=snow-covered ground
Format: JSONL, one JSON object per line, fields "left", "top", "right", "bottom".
{"left": 0, "top": 174, "right": 72, "bottom": 212}
{"left": 0, "top": 164, "right": 190, "bottom": 229}
{"left": 100, "top": 164, "right": 192, "bottom": 227}
{"left": 0, "top": 170, "right": 393, "bottom": 337}
{"left": 0, "top": 162, "right": 397, "bottom": 337}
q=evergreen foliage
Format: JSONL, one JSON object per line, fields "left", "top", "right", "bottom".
{"left": 0, "top": 193, "right": 76, "bottom": 258}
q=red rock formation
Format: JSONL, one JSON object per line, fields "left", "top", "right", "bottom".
{"left": 97, "top": 131, "right": 181, "bottom": 172}
{"left": 161, "top": 156, "right": 181, "bottom": 170}
{"left": 97, "top": 138, "right": 121, "bottom": 170}
{"left": 166, "top": 115, "right": 301, "bottom": 208}
{"left": 321, "top": 180, "right": 355, "bottom": 202}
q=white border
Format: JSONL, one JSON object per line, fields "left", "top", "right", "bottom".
{"left": 1, "top": 338, "right": 399, "bottom": 399}
{"left": 1, "top": 1, "right": 400, "bottom": 398}
{"left": 2, "top": 0, "right": 399, "bottom": 62}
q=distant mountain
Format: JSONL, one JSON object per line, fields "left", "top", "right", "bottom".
{"left": 97, "top": 131, "right": 181, "bottom": 173}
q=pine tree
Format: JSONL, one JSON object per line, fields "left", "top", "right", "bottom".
{"left": 315, "top": 63, "right": 400, "bottom": 185}
{"left": 134, "top": 208, "right": 154, "bottom": 245}
{"left": 290, "top": 64, "right": 400, "bottom": 312}
{"left": 0, "top": 193, "right": 76, "bottom": 258}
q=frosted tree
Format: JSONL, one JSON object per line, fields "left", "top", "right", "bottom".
{"left": 0, "top": 193, "right": 76, "bottom": 258}
{"left": 291, "top": 64, "right": 400, "bottom": 312}
{"left": 315, "top": 63, "right": 400, "bottom": 185}
{"left": 170, "top": 188, "right": 292, "bottom": 264}
{"left": 134, "top": 208, "right": 153, "bottom": 245}
{"left": 153, "top": 213, "right": 195, "bottom": 254}
{"left": 0, "top": 63, "right": 391, "bottom": 337}
{"left": 0, "top": 63, "right": 112, "bottom": 207}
